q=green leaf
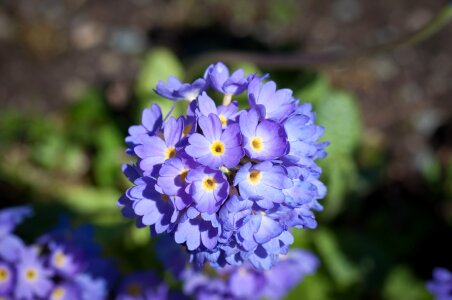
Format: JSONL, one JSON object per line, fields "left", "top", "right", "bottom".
{"left": 314, "top": 229, "right": 360, "bottom": 288}
{"left": 135, "top": 48, "right": 184, "bottom": 101}
{"left": 383, "top": 266, "right": 432, "bottom": 300}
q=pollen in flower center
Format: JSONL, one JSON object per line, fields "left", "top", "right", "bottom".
{"left": 219, "top": 115, "right": 228, "bottom": 127}
{"left": 126, "top": 283, "right": 142, "bottom": 296}
{"left": 25, "top": 268, "right": 37, "bottom": 282}
{"left": 210, "top": 141, "right": 225, "bottom": 156}
{"left": 179, "top": 169, "right": 188, "bottom": 183}
{"left": 164, "top": 146, "right": 176, "bottom": 160}
{"left": 202, "top": 177, "right": 217, "bottom": 191}
{"left": 51, "top": 287, "right": 66, "bottom": 300}
{"left": 250, "top": 137, "right": 263, "bottom": 152}
{"left": 248, "top": 170, "right": 262, "bottom": 185}
{"left": 54, "top": 251, "right": 66, "bottom": 268}
{"left": 161, "top": 194, "right": 170, "bottom": 202}
{"left": 0, "top": 268, "right": 9, "bottom": 282}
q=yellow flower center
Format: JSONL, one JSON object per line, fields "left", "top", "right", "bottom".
{"left": 54, "top": 250, "right": 66, "bottom": 268}
{"left": 164, "top": 146, "right": 176, "bottom": 160}
{"left": 219, "top": 115, "right": 228, "bottom": 127}
{"left": 183, "top": 124, "right": 192, "bottom": 136}
{"left": 202, "top": 177, "right": 217, "bottom": 191}
{"left": 24, "top": 268, "right": 38, "bottom": 282}
{"left": 161, "top": 194, "right": 170, "bottom": 202}
{"left": 51, "top": 287, "right": 66, "bottom": 300}
{"left": 250, "top": 137, "right": 263, "bottom": 152}
{"left": 0, "top": 267, "right": 9, "bottom": 282}
{"left": 210, "top": 141, "right": 225, "bottom": 156}
{"left": 126, "top": 283, "right": 141, "bottom": 296}
{"left": 179, "top": 169, "right": 188, "bottom": 183}
{"left": 247, "top": 170, "right": 262, "bottom": 185}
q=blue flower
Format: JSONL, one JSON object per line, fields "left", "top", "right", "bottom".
{"left": 234, "top": 162, "right": 292, "bottom": 209}
{"left": 14, "top": 247, "right": 53, "bottom": 300}
{"left": 75, "top": 273, "right": 108, "bottom": 300}
{"left": 119, "top": 61, "right": 328, "bottom": 269}
{"left": 248, "top": 77, "right": 297, "bottom": 123}
{"left": 196, "top": 92, "right": 239, "bottom": 128}
{"left": 185, "top": 166, "right": 230, "bottom": 214}
{"left": 49, "top": 282, "right": 79, "bottom": 300}
{"left": 0, "top": 206, "right": 31, "bottom": 263}
{"left": 239, "top": 109, "right": 288, "bottom": 161}
{"left": 116, "top": 271, "right": 168, "bottom": 300}
{"left": 135, "top": 116, "right": 184, "bottom": 174}
{"left": 155, "top": 76, "right": 207, "bottom": 101}
{"left": 427, "top": 268, "right": 452, "bottom": 300}
{"left": 186, "top": 114, "right": 243, "bottom": 168}
{"left": 126, "top": 104, "right": 163, "bottom": 156}
{"left": 48, "top": 246, "right": 81, "bottom": 277}
{"left": 206, "top": 62, "right": 250, "bottom": 95}
{"left": 0, "top": 261, "right": 14, "bottom": 296}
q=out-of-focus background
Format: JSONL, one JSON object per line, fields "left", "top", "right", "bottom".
{"left": 1, "top": 0, "right": 451, "bottom": 299}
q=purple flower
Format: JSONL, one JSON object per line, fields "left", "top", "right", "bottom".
{"left": 116, "top": 271, "right": 168, "bottom": 300}
{"left": 75, "top": 274, "right": 107, "bottom": 300}
{"left": 130, "top": 178, "right": 179, "bottom": 234}
{"left": 48, "top": 246, "right": 81, "bottom": 277}
{"left": 186, "top": 114, "right": 243, "bottom": 168}
{"left": 234, "top": 162, "right": 292, "bottom": 209}
{"left": 15, "top": 247, "right": 53, "bottom": 300}
{"left": 205, "top": 62, "right": 250, "bottom": 95}
{"left": 0, "top": 206, "right": 31, "bottom": 262}
{"left": 174, "top": 211, "right": 221, "bottom": 251}
{"left": 49, "top": 282, "right": 79, "bottom": 300}
{"left": 196, "top": 92, "right": 239, "bottom": 128}
{"left": 262, "top": 249, "right": 319, "bottom": 300}
{"left": 228, "top": 267, "right": 265, "bottom": 299}
{"left": 185, "top": 166, "right": 230, "bottom": 214}
{"left": 0, "top": 262, "right": 14, "bottom": 296}
{"left": 157, "top": 157, "right": 196, "bottom": 210}
{"left": 135, "top": 116, "right": 184, "bottom": 174}
{"left": 427, "top": 268, "right": 452, "bottom": 300}
{"left": 119, "top": 61, "right": 328, "bottom": 270}
{"left": 126, "top": 104, "right": 163, "bottom": 155}
{"left": 155, "top": 76, "right": 207, "bottom": 101}
{"left": 248, "top": 77, "right": 297, "bottom": 123}
{"left": 239, "top": 109, "right": 288, "bottom": 161}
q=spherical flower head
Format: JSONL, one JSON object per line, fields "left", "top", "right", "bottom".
{"left": 15, "top": 247, "right": 53, "bottom": 300}
{"left": 239, "top": 109, "right": 288, "bottom": 161}
{"left": 185, "top": 166, "right": 230, "bottom": 214}
{"left": 0, "top": 262, "right": 14, "bottom": 296}
{"left": 120, "top": 61, "right": 328, "bottom": 270}
{"left": 186, "top": 114, "right": 243, "bottom": 168}
{"left": 427, "top": 267, "right": 452, "bottom": 300}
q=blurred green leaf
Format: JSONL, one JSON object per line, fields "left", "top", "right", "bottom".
{"left": 298, "top": 76, "right": 362, "bottom": 219}
{"left": 135, "top": 48, "right": 184, "bottom": 101}
{"left": 286, "top": 272, "right": 332, "bottom": 300}
{"left": 314, "top": 229, "right": 360, "bottom": 289}
{"left": 383, "top": 266, "right": 432, "bottom": 300}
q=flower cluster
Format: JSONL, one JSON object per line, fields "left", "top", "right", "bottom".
{"left": 427, "top": 268, "right": 452, "bottom": 300}
{"left": 0, "top": 206, "right": 173, "bottom": 300}
{"left": 182, "top": 248, "right": 319, "bottom": 300}
{"left": 119, "top": 62, "right": 328, "bottom": 269}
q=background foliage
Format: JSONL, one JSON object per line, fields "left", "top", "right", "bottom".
{"left": 1, "top": 1, "right": 451, "bottom": 299}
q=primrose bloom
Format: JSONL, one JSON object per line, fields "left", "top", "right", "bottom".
{"left": 119, "top": 61, "right": 328, "bottom": 269}
{"left": 182, "top": 248, "right": 319, "bottom": 300}
{"left": 427, "top": 268, "right": 452, "bottom": 300}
